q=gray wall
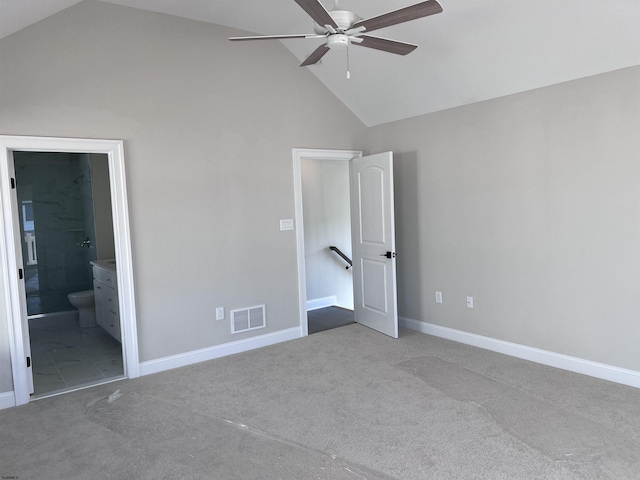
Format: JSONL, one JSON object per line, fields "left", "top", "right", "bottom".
{"left": 301, "top": 158, "right": 353, "bottom": 310}
{"left": 0, "top": 0, "right": 366, "bottom": 392}
{"left": 366, "top": 66, "right": 640, "bottom": 371}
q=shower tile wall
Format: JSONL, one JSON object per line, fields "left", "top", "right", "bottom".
{"left": 14, "top": 152, "right": 98, "bottom": 315}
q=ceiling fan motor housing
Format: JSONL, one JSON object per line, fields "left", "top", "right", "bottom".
{"left": 313, "top": 10, "right": 361, "bottom": 34}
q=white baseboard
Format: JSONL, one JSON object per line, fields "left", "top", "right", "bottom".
{"left": 400, "top": 316, "right": 640, "bottom": 389}
{"left": 306, "top": 296, "right": 337, "bottom": 311}
{"left": 139, "top": 327, "right": 302, "bottom": 377}
{"left": 0, "top": 391, "right": 16, "bottom": 410}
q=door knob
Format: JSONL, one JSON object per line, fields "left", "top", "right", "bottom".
{"left": 380, "top": 251, "right": 396, "bottom": 259}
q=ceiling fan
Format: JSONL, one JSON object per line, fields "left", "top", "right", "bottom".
{"left": 229, "top": 0, "right": 443, "bottom": 71}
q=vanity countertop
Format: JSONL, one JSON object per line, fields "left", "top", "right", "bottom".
{"left": 90, "top": 259, "right": 116, "bottom": 273}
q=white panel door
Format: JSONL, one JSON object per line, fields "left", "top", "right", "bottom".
{"left": 6, "top": 154, "right": 34, "bottom": 394}
{"left": 350, "top": 152, "right": 398, "bottom": 338}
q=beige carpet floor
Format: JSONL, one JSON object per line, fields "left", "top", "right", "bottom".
{"left": 2, "top": 324, "right": 639, "bottom": 479}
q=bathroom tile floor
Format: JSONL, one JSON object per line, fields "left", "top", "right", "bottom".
{"left": 29, "top": 323, "right": 124, "bottom": 397}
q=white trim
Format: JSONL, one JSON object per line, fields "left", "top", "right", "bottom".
{"left": 0, "top": 136, "right": 140, "bottom": 406}
{"left": 400, "top": 316, "right": 640, "bottom": 389}
{"left": 0, "top": 145, "right": 27, "bottom": 405}
{"left": 107, "top": 140, "right": 140, "bottom": 380}
{"left": 0, "top": 391, "right": 16, "bottom": 410}
{"left": 306, "top": 296, "right": 337, "bottom": 311}
{"left": 292, "top": 148, "right": 362, "bottom": 338}
{"left": 30, "top": 376, "right": 126, "bottom": 402}
{"left": 139, "top": 327, "right": 302, "bottom": 376}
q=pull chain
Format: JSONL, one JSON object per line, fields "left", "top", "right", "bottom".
{"left": 346, "top": 43, "right": 351, "bottom": 79}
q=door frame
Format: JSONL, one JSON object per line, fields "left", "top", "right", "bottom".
{"left": 292, "top": 148, "right": 362, "bottom": 337}
{"left": 0, "top": 135, "right": 140, "bottom": 407}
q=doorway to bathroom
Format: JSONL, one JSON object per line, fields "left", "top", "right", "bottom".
{"left": 13, "top": 151, "right": 123, "bottom": 397}
{"left": 1, "top": 136, "right": 140, "bottom": 407}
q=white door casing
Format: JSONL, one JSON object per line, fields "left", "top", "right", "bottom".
{"left": 350, "top": 152, "right": 398, "bottom": 338}
{"left": 0, "top": 136, "right": 140, "bottom": 407}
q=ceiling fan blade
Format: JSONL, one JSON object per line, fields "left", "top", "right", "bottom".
{"left": 294, "top": 0, "right": 339, "bottom": 29}
{"left": 354, "top": 35, "right": 417, "bottom": 55}
{"left": 300, "top": 44, "right": 330, "bottom": 66}
{"left": 229, "top": 34, "right": 325, "bottom": 41}
{"left": 352, "top": 0, "right": 442, "bottom": 34}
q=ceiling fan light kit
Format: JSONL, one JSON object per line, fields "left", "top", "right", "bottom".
{"left": 327, "top": 34, "right": 349, "bottom": 49}
{"left": 229, "top": 0, "right": 443, "bottom": 73}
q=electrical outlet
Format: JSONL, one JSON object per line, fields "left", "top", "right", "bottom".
{"left": 216, "top": 307, "right": 224, "bottom": 320}
{"left": 435, "top": 291, "right": 442, "bottom": 304}
{"left": 466, "top": 296, "right": 474, "bottom": 309}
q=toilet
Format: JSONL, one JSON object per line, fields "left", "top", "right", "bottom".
{"left": 67, "top": 290, "right": 97, "bottom": 328}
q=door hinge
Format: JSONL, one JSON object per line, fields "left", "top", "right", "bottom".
{"left": 26, "top": 356, "right": 31, "bottom": 368}
{"left": 10, "top": 177, "right": 16, "bottom": 189}
{"left": 18, "top": 268, "right": 23, "bottom": 280}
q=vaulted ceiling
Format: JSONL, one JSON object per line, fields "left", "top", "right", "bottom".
{"left": 2, "top": 0, "right": 640, "bottom": 126}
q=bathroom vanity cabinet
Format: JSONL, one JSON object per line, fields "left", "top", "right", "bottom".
{"left": 92, "top": 262, "right": 121, "bottom": 343}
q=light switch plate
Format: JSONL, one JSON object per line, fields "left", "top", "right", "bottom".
{"left": 435, "top": 291, "right": 442, "bottom": 304}
{"left": 280, "top": 219, "right": 294, "bottom": 231}
{"left": 216, "top": 307, "right": 224, "bottom": 320}
{"left": 466, "top": 296, "right": 474, "bottom": 309}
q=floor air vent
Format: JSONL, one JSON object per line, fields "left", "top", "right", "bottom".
{"left": 231, "top": 305, "right": 266, "bottom": 334}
